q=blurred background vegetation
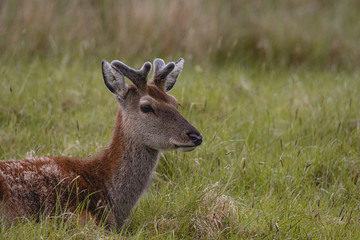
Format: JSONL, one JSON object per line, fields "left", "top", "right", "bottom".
{"left": 1, "top": 0, "right": 359, "bottom": 70}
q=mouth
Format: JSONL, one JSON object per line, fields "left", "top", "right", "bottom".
{"left": 177, "top": 146, "right": 197, "bottom": 152}
{"left": 169, "top": 138, "right": 200, "bottom": 152}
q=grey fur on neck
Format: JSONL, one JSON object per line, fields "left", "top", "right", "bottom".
{"left": 107, "top": 135, "right": 159, "bottom": 228}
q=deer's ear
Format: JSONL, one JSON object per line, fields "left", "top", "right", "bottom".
{"left": 102, "top": 60, "right": 129, "bottom": 99}
{"left": 164, "top": 58, "right": 184, "bottom": 92}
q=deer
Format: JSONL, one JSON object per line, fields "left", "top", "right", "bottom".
{"left": 0, "top": 58, "right": 202, "bottom": 229}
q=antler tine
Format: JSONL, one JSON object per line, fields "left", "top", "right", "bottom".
{"left": 153, "top": 58, "right": 165, "bottom": 75}
{"left": 153, "top": 58, "right": 175, "bottom": 89}
{"left": 111, "top": 60, "right": 152, "bottom": 89}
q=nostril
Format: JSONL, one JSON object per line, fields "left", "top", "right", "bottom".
{"left": 187, "top": 132, "right": 203, "bottom": 146}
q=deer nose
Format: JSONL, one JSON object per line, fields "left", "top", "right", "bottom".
{"left": 187, "top": 132, "right": 203, "bottom": 146}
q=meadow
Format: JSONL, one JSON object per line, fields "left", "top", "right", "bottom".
{"left": 1, "top": 0, "right": 360, "bottom": 239}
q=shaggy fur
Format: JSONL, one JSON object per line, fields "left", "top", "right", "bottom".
{"left": 0, "top": 58, "right": 202, "bottom": 229}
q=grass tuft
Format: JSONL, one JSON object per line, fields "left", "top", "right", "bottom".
{"left": 190, "top": 182, "right": 238, "bottom": 239}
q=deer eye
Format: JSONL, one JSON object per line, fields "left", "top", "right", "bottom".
{"left": 140, "top": 104, "right": 154, "bottom": 114}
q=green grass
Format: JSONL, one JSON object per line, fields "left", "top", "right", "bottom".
{"left": 0, "top": 58, "right": 360, "bottom": 239}
{"left": 1, "top": 0, "right": 360, "bottom": 69}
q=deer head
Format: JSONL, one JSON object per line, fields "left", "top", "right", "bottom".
{"left": 102, "top": 58, "right": 202, "bottom": 152}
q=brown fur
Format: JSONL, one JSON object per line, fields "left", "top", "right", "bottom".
{"left": 0, "top": 59, "right": 202, "bottom": 230}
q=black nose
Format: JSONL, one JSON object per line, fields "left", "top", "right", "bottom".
{"left": 187, "top": 132, "right": 203, "bottom": 146}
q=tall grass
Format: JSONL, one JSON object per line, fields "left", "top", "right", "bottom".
{"left": 1, "top": 0, "right": 360, "bottom": 238}
{"left": 0, "top": 58, "right": 359, "bottom": 238}
{"left": 1, "top": 0, "right": 360, "bottom": 69}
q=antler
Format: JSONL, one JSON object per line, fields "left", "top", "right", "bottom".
{"left": 111, "top": 60, "right": 152, "bottom": 90}
{"left": 153, "top": 59, "right": 175, "bottom": 83}
{"left": 152, "top": 58, "right": 184, "bottom": 92}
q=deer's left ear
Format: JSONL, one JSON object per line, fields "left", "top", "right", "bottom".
{"left": 164, "top": 58, "right": 184, "bottom": 92}
{"left": 102, "top": 60, "right": 129, "bottom": 99}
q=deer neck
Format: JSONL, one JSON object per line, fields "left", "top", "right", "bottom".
{"left": 101, "top": 108, "right": 160, "bottom": 227}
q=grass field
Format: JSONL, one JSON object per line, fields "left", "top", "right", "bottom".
{"left": 1, "top": 0, "right": 360, "bottom": 239}
{"left": 0, "top": 58, "right": 359, "bottom": 239}
{"left": 2, "top": 0, "right": 360, "bottom": 69}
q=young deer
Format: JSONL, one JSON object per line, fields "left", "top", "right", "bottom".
{"left": 0, "top": 58, "right": 202, "bottom": 229}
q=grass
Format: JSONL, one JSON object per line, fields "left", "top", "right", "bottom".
{"left": 1, "top": 0, "right": 360, "bottom": 69}
{"left": 0, "top": 57, "right": 359, "bottom": 239}
{"left": 1, "top": 1, "right": 360, "bottom": 238}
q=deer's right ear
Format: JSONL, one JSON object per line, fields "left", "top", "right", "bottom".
{"left": 102, "top": 60, "right": 129, "bottom": 99}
